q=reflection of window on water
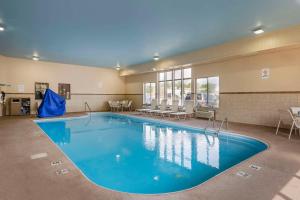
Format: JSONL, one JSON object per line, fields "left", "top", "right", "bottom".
{"left": 143, "top": 125, "right": 156, "bottom": 151}
{"left": 196, "top": 134, "right": 219, "bottom": 169}
{"left": 143, "top": 124, "right": 220, "bottom": 170}
{"left": 158, "top": 129, "right": 192, "bottom": 169}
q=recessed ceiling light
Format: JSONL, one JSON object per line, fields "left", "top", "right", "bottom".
{"left": 0, "top": 25, "right": 5, "bottom": 32}
{"left": 153, "top": 53, "right": 160, "bottom": 61}
{"left": 32, "top": 56, "right": 39, "bottom": 61}
{"left": 253, "top": 28, "right": 264, "bottom": 35}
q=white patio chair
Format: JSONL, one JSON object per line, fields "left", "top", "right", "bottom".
{"left": 122, "top": 100, "right": 132, "bottom": 111}
{"left": 108, "top": 101, "right": 113, "bottom": 111}
{"left": 111, "top": 101, "right": 121, "bottom": 112}
{"left": 288, "top": 109, "right": 300, "bottom": 140}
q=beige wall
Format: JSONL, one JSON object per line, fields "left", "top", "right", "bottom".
{"left": 192, "top": 47, "right": 300, "bottom": 92}
{"left": 125, "top": 47, "right": 300, "bottom": 127}
{"left": 120, "top": 24, "right": 300, "bottom": 76}
{"left": 0, "top": 55, "right": 125, "bottom": 114}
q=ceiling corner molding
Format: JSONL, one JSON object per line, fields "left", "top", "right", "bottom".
{"left": 120, "top": 25, "right": 300, "bottom": 76}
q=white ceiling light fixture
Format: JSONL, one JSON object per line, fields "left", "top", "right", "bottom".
{"left": 32, "top": 55, "right": 40, "bottom": 61}
{"left": 153, "top": 53, "right": 160, "bottom": 61}
{"left": 115, "top": 62, "right": 121, "bottom": 71}
{"left": 0, "top": 25, "right": 5, "bottom": 31}
{"left": 253, "top": 27, "right": 264, "bottom": 35}
{"left": 152, "top": 68, "right": 157, "bottom": 71}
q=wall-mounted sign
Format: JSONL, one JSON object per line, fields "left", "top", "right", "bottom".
{"left": 17, "top": 84, "right": 25, "bottom": 92}
{"left": 35, "top": 82, "right": 49, "bottom": 100}
{"left": 58, "top": 83, "right": 71, "bottom": 100}
{"left": 261, "top": 68, "right": 270, "bottom": 80}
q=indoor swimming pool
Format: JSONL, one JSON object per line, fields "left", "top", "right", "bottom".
{"left": 35, "top": 113, "right": 267, "bottom": 194}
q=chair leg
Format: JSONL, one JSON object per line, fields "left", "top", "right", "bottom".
{"left": 275, "top": 119, "right": 281, "bottom": 135}
{"left": 289, "top": 121, "right": 295, "bottom": 140}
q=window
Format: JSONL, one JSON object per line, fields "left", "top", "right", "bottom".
{"left": 158, "top": 68, "right": 191, "bottom": 105}
{"left": 143, "top": 82, "right": 156, "bottom": 104}
{"left": 174, "top": 69, "right": 182, "bottom": 105}
{"left": 196, "top": 76, "right": 219, "bottom": 107}
{"left": 159, "top": 82, "right": 165, "bottom": 104}
{"left": 158, "top": 71, "right": 173, "bottom": 105}
{"left": 183, "top": 79, "right": 191, "bottom": 101}
{"left": 183, "top": 68, "right": 192, "bottom": 101}
{"left": 166, "top": 80, "right": 173, "bottom": 105}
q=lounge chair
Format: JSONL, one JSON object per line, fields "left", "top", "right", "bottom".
{"left": 136, "top": 99, "right": 157, "bottom": 113}
{"left": 145, "top": 99, "right": 159, "bottom": 115}
{"left": 151, "top": 99, "right": 167, "bottom": 116}
{"left": 170, "top": 100, "right": 194, "bottom": 120}
{"left": 156, "top": 100, "right": 179, "bottom": 118}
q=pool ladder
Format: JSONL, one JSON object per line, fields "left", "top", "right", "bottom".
{"left": 204, "top": 117, "right": 228, "bottom": 136}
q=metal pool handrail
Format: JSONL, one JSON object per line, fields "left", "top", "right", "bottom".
{"left": 85, "top": 102, "right": 92, "bottom": 114}
{"left": 204, "top": 117, "right": 228, "bottom": 136}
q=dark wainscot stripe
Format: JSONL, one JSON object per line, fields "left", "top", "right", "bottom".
{"left": 7, "top": 92, "right": 300, "bottom": 95}
{"left": 72, "top": 93, "right": 126, "bottom": 96}
{"left": 6, "top": 93, "right": 142, "bottom": 96}
{"left": 220, "top": 91, "right": 300, "bottom": 94}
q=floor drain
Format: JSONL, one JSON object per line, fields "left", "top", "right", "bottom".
{"left": 30, "top": 153, "right": 48, "bottom": 160}
{"left": 56, "top": 168, "right": 69, "bottom": 175}
{"left": 51, "top": 160, "right": 63, "bottom": 166}
{"left": 249, "top": 164, "right": 262, "bottom": 171}
{"left": 236, "top": 171, "right": 251, "bottom": 179}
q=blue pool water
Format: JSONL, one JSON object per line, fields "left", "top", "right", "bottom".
{"left": 35, "top": 113, "right": 267, "bottom": 194}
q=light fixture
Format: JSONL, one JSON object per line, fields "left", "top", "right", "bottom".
{"left": 32, "top": 56, "right": 39, "bottom": 61}
{"left": 153, "top": 53, "right": 160, "bottom": 61}
{"left": 0, "top": 25, "right": 5, "bottom": 32}
{"left": 115, "top": 62, "right": 121, "bottom": 70}
{"left": 253, "top": 27, "right": 264, "bottom": 35}
{"left": 152, "top": 68, "right": 157, "bottom": 71}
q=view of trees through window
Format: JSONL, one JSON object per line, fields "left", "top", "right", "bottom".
{"left": 144, "top": 70, "right": 219, "bottom": 107}
{"left": 196, "top": 76, "right": 219, "bottom": 108}
{"left": 158, "top": 68, "right": 191, "bottom": 105}
{"left": 143, "top": 82, "right": 156, "bottom": 104}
